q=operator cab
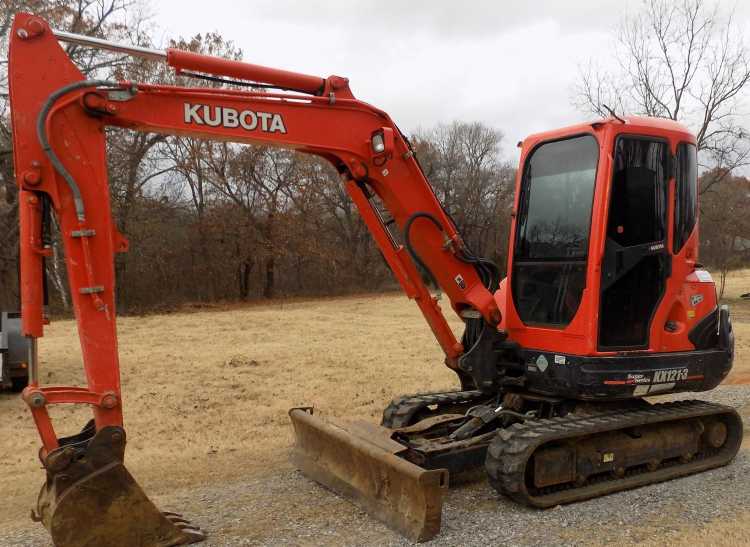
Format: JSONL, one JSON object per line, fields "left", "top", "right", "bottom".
{"left": 501, "top": 117, "right": 733, "bottom": 399}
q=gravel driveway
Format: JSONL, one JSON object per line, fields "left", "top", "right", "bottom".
{"left": 4, "top": 386, "right": 750, "bottom": 547}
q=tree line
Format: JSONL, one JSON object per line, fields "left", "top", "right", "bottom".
{"left": 0, "top": 0, "right": 748, "bottom": 313}
{"left": 0, "top": 1, "right": 513, "bottom": 311}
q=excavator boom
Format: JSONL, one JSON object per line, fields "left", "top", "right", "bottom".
{"left": 9, "top": 12, "right": 500, "bottom": 545}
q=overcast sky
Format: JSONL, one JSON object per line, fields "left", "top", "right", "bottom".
{"left": 149, "top": 1, "right": 750, "bottom": 163}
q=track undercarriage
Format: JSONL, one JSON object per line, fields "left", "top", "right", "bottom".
{"left": 290, "top": 388, "right": 742, "bottom": 542}
{"left": 384, "top": 389, "right": 742, "bottom": 505}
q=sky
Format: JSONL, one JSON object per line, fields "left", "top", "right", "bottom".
{"left": 148, "top": 0, "right": 750, "bottom": 164}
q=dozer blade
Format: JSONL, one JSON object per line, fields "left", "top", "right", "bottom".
{"left": 35, "top": 422, "right": 205, "bottom": 547}
{"left": 289, "top": 407, "right": 448, "bottom": 542}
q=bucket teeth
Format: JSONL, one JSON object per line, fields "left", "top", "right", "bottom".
{"left": 35, "top": 424, "right": 206, "bottom": 547}
{"left": 171, "top": 525, "right": 207, "bottom": 544}
{"left": 163, "top": 513, "right": 206, "bottom": 542}
{"left": 164, "top": 512, "right": 191, "bottom": 524}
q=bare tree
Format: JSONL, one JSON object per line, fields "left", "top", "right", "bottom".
{"left": 0, "top": 0, "right": 152, "bottom": 309}
{"left": 699, "top": 171, "right": 750, "bottom": 297}
{"left": 206, "top": 145, "right": 298, "bottom": 299}
{"left": 412, "top": 121, "right": 515, "bottom": 265}
{"left": 1, "top": 5, "right": 520, "bottom": 312}
{"left": 573, "top": 0, "right": 750, "bottom": 186}
{"left": 289, "top": 155, "right": 387, "bottom": 289}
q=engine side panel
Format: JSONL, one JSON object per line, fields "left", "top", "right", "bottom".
{"left": 520, "top": 306, "right": 732, "bottom": 401}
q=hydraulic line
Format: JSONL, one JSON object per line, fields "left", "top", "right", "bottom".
{"left": 36, "top": 79, "right": 122, "bottom": 221}
{"left": 403, "top": 212, "right": 444, "bottom": 291}
{"left": 403, "top": 211, "right": 501, "bottom": 354}
{"left": 179, "top": 70, "right": 313, "bottom": 95}
{"left": 403, "top": 211, "right": 500, "bottom": 292}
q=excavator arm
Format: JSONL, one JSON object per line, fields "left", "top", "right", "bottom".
{"left": 9, "top": 12, "right": 501, "bottom": 546}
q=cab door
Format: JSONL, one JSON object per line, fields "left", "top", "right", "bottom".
{"left": 511, "top": 135, "right": 599, "bottom": 330}
{"left": 598, "top": 136, "right": 670, "bottom": 350}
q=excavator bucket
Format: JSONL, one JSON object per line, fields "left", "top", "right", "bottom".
{"left": 289, "top": 408, "right": 448, "bottom": 542}
{"left": 34, "top": 422, "right": 205, "bottom": 547}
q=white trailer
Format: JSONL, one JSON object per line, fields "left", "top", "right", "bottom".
{"left": 0, "top": 312, "right": 30, "bottom": 392}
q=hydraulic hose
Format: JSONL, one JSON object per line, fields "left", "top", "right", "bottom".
{"left": 403, "top": 211, "right": 501, "bottom": 293}
{"left": 403, "top": 210, "right": 501, "bottom": 356}
{"left": 403, "top": 212, "right": 444, "bottom": 291}
{"left": 36, "top": 79, "right": 121, "bottom": 221}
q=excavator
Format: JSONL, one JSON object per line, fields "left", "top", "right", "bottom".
{"left": 8, "top": 12, "right": 741, "bottom": 547}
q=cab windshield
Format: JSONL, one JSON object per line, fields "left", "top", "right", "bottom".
{"left": 512, "top": 135, "right": 599, "bottom": 327}
{"left": 515, "top": 136, "right": 599, "bottom": 259}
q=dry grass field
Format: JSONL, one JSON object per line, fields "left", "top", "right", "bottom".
{"left": 0, "top": 269, "right": 749, "bottom": 544}
{"left": 0, "top": 292, "right": 462, "bottom": 534}
{"left": 719, "top": 268, "right": 750, "bottom": 384}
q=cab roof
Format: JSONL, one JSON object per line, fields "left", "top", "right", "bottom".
{"left": 521, "top": 116, "right": 696, "bottom": 149}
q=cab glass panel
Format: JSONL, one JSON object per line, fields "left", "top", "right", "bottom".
{"left": 512, "top": 135, "right": 599, "bottom": 327}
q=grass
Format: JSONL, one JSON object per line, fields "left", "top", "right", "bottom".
{"left": 717, "top": 268, "right": 750, "bottom": 384}
{"left": 0, "top": 269, "right": 748, "bottom": 533}
{"left": 0, "top": 292, "right": 461, "bottom": 529}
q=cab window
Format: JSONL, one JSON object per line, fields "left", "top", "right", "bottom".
{"left": 674, "top": 142, "right": 698, "bottom": 253}
{"left": 512, "top": 135, "right": 598, "bottom": 327}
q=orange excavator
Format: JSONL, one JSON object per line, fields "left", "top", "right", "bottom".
{"left": 9, "top": 12, "right": 741, "bottom": 546}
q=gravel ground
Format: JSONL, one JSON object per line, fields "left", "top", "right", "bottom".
{"left": 4, "top": 386, "right": 750, "bottom": 547}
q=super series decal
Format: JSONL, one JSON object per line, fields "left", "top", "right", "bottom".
{"left": 603, "top": 367, "right": 697, "bottom": 396}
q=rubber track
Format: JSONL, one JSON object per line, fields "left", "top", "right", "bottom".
{"left": 486, "top": 399, "right": 743, "bottom": 508}
{"left": 381, "top": 390, "right": 486, "bottom": 428}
